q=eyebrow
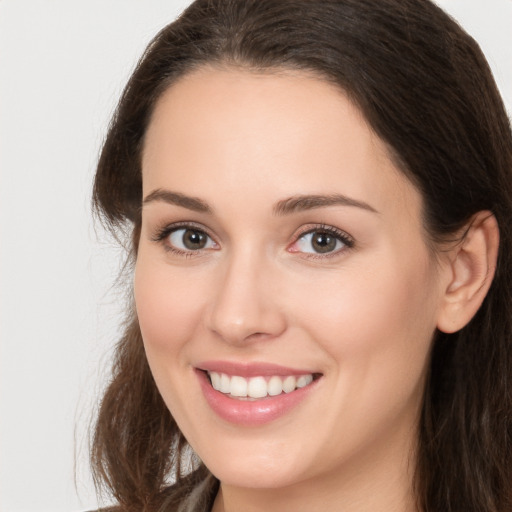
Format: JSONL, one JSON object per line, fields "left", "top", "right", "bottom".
{"left": 142, "top": 189, "right": 378, "bottom": 216}
{"left": 273, "top": 194, "right": 378, "bottom": 215}
{"left": 143, "top": 189, "right": 212, "bottom": 213}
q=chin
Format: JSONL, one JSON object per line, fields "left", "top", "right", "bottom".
{"left": 209, "top": 461, "right": 304, "bottom": 490}
{"left": 194, "top": 437, "right": 310, "bottom": 489}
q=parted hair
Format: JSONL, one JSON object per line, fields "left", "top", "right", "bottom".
{"left": 91, "top": 1, "right": 512, "bottom": 511}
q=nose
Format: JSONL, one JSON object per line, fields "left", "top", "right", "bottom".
{"left": 205, "top": 250, "right": 287, "bottom": 345}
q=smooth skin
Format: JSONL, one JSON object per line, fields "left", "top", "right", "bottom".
{"left": 135, "top": 67, "right": 498, "bottom": 512}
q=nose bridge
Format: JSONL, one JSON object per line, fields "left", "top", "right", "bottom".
{"left": 207, "top": 245, "right": 286, "bottom": 344}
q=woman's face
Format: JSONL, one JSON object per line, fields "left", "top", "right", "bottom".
{"left": 135, "top": 68, "right": 447, "bottom": 490}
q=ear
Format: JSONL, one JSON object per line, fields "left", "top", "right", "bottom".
{"left": 436, "top": 211, "right": 499, "bottom": 334}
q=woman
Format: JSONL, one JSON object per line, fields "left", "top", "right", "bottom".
{"left": 91, "top": 0, "right": 512, "bottom": 511}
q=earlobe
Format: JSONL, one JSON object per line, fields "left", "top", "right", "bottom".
{"left": 436, "top": 211, "right": 499, "bottom": 334}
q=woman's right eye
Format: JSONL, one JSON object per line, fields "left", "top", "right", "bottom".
{"left": 162, "top": 227, "right": 217, "bottom": 253}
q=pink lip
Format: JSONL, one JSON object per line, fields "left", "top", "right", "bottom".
{"left": 194, "top": 362, "right": 321, "bottom": 426}
{"left": 197, "top": 360, "right": 315, "bottom": 377}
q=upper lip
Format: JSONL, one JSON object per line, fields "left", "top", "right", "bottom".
{"left": 196, "top": 360, "right": 318, "bottom": 378}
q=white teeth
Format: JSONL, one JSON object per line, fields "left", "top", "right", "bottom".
{"left": 267, "top": 375, "right": 283, "bottom": 396}
{"left": 210, "top": 371, "right": 221, "bottom": 391}
{"left": 230, "top": 376, "right": 248, "bottom": 397}
{"left": 220, "top": 372, "right": 231, "bottom": 393}
{"left": 207, "top": 372, "right": 315, "bottom": 398}
{"left": 247, "top": 376, "right": 268, "bottom": 398}
{"left": 296, "top": 374, "right": 313, "bottom": 388}
{"left": 282, "top": 375, "right": 296, "bottom": 393}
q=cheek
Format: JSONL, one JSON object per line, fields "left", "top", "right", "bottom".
{"left": 134, "top": 253, "right": 207, "bottom": 358}
{"left": 293, "top": 250, "right": 439, "bottom": 404}
{"left": 286, "top": 256, "right": 439, "bottom": 458}
{"left": 313, "top": 246, "right": 438, "bottom": 346}
{"left": 133, "top": 252, "right": 215, "bottom": 430}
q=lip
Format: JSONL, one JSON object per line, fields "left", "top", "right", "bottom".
{"left": 197, "top": 360, "right": 316, "bottom": 377}
{"left": 194, "top": 361, "right": 321, "bottom": 426}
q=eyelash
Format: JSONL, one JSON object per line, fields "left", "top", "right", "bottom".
{"left": 152, "top": 222, "right": 218, "bottom": 258}
{"left": 151, "top": 222, "right": 355, "bottom": 258}
{"left": 290, "top": 224, "right": 355, "bottom": 259}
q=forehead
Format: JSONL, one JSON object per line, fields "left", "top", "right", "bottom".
{"left": 141, "top": 66, "right": 421, "bottom": 219}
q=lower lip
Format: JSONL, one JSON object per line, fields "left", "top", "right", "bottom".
{"left": 196, "top": 369, "right": 319, "bottom": 426}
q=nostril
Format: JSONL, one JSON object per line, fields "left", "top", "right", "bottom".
{"left": 245, "top": 332, "right": 272, "bottom": 342}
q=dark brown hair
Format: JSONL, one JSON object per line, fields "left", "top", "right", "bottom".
{"left": 91, "top": 1, "right": 512, "bottom": 511}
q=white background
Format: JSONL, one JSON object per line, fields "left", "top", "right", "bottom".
{"left": 0, "top": 1, "right": 511, "bottom": 511}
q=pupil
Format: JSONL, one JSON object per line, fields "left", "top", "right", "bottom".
{"left": 312, "top": 232, "right": 336, "bottom": 253}
{"left": 183, "top": 229, "right": 206, "bottom": 250}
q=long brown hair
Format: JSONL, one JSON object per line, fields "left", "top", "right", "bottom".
{"left": 91, "top": 1, "right": 512, "bottom": 510}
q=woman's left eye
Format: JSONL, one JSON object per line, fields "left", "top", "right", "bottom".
{"left": 290, "top": 228, "right": 354, "bottom": 255}
{"left": 166, "top": 227, "right": 217, "bottom": 252}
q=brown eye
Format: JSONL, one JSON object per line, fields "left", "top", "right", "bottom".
{"left": 168, "top": 228, "right": 215, "bottom": 251}
{"left": 311, "top": 231, "right": 337, "bottom": 253}
{"left": 182, "top": 229, "right": 208, "bottom": 249}
{"left": 292, "top": 228, "right": 352, "bottom": 255}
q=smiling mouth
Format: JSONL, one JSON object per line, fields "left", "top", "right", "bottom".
{"left": 205, "top": 371, "right": 320, "bottom": 400}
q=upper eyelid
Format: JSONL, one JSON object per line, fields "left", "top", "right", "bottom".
{"left": 150, "top": 220, "right": 355, "bottom": 249}
{"left": 152, "top": 223, "right": 218, "bottom": 257}
{"left": 293, "top": 224, "right": 354, "bottom": 243}
{"left": 152, "top": 221, "right": 216, "bottom": 242}
{"left": 287, "top": 224, "right": 356, "bottom": 259}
